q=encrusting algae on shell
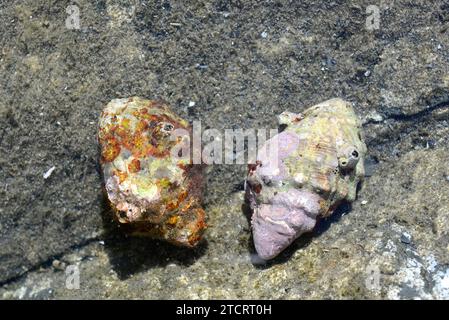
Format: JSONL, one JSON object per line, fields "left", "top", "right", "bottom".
{"left": 245, "top": 98, "right": 367, "bottom": 260}
{"left": 98, "top": 97, "right": 206, "bottom": 247}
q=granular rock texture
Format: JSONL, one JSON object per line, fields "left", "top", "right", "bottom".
{"left": 0, "top": 0, "right": 448, "bottom": 299}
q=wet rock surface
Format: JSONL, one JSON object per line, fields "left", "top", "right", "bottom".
{"left": 0, "top": 0, "right": 448, "bottom": 298}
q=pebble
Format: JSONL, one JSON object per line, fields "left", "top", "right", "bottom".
{"left": 400, "top": 232, "right": 412, "bottom": 244}
{"left": 52, "top": 259, "right": 67, "bottom": 271}
{"left": 261, "top": 31, "right": 268, "bottom": 38}
{"left": 361, "top": 200, "right": 368, "bottom": 205}
{"left": 369, "top": 111, "right": 384, "bottom": 122}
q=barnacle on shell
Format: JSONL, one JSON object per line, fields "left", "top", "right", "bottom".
{"left": 245, "top": 98, "right": 367, "bottom": 260}
{"left": 98, "top": 97, "right": 207, "bottom": 247}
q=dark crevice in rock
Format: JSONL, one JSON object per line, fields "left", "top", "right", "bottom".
{"left": 0, "top": 236, "right": 99, "bottom": 287}
{"left": 363, "top": 99, "right": 449, "bottom": 127}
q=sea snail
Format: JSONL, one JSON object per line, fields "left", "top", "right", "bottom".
{"left": 245, "top": 98, "right": 367, "bottom": 260}
{"left": 98, "top": 97, "right": 207, "bottom": 247}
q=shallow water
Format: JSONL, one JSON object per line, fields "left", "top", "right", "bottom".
{"left": 0, "top": 0, "right": 448, "bottom": 299}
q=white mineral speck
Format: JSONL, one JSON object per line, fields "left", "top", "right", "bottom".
{"left": 188, "top": 101, "right": 196, "bottom": 107}
{"left": 261, "top": 31, "right": 268, "bottom": 38}
{"left": 433, "top": 268, "right": 449, "bottom": 299}
{"left": 43, "top": 166, "right": 56, "bottom": 179}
